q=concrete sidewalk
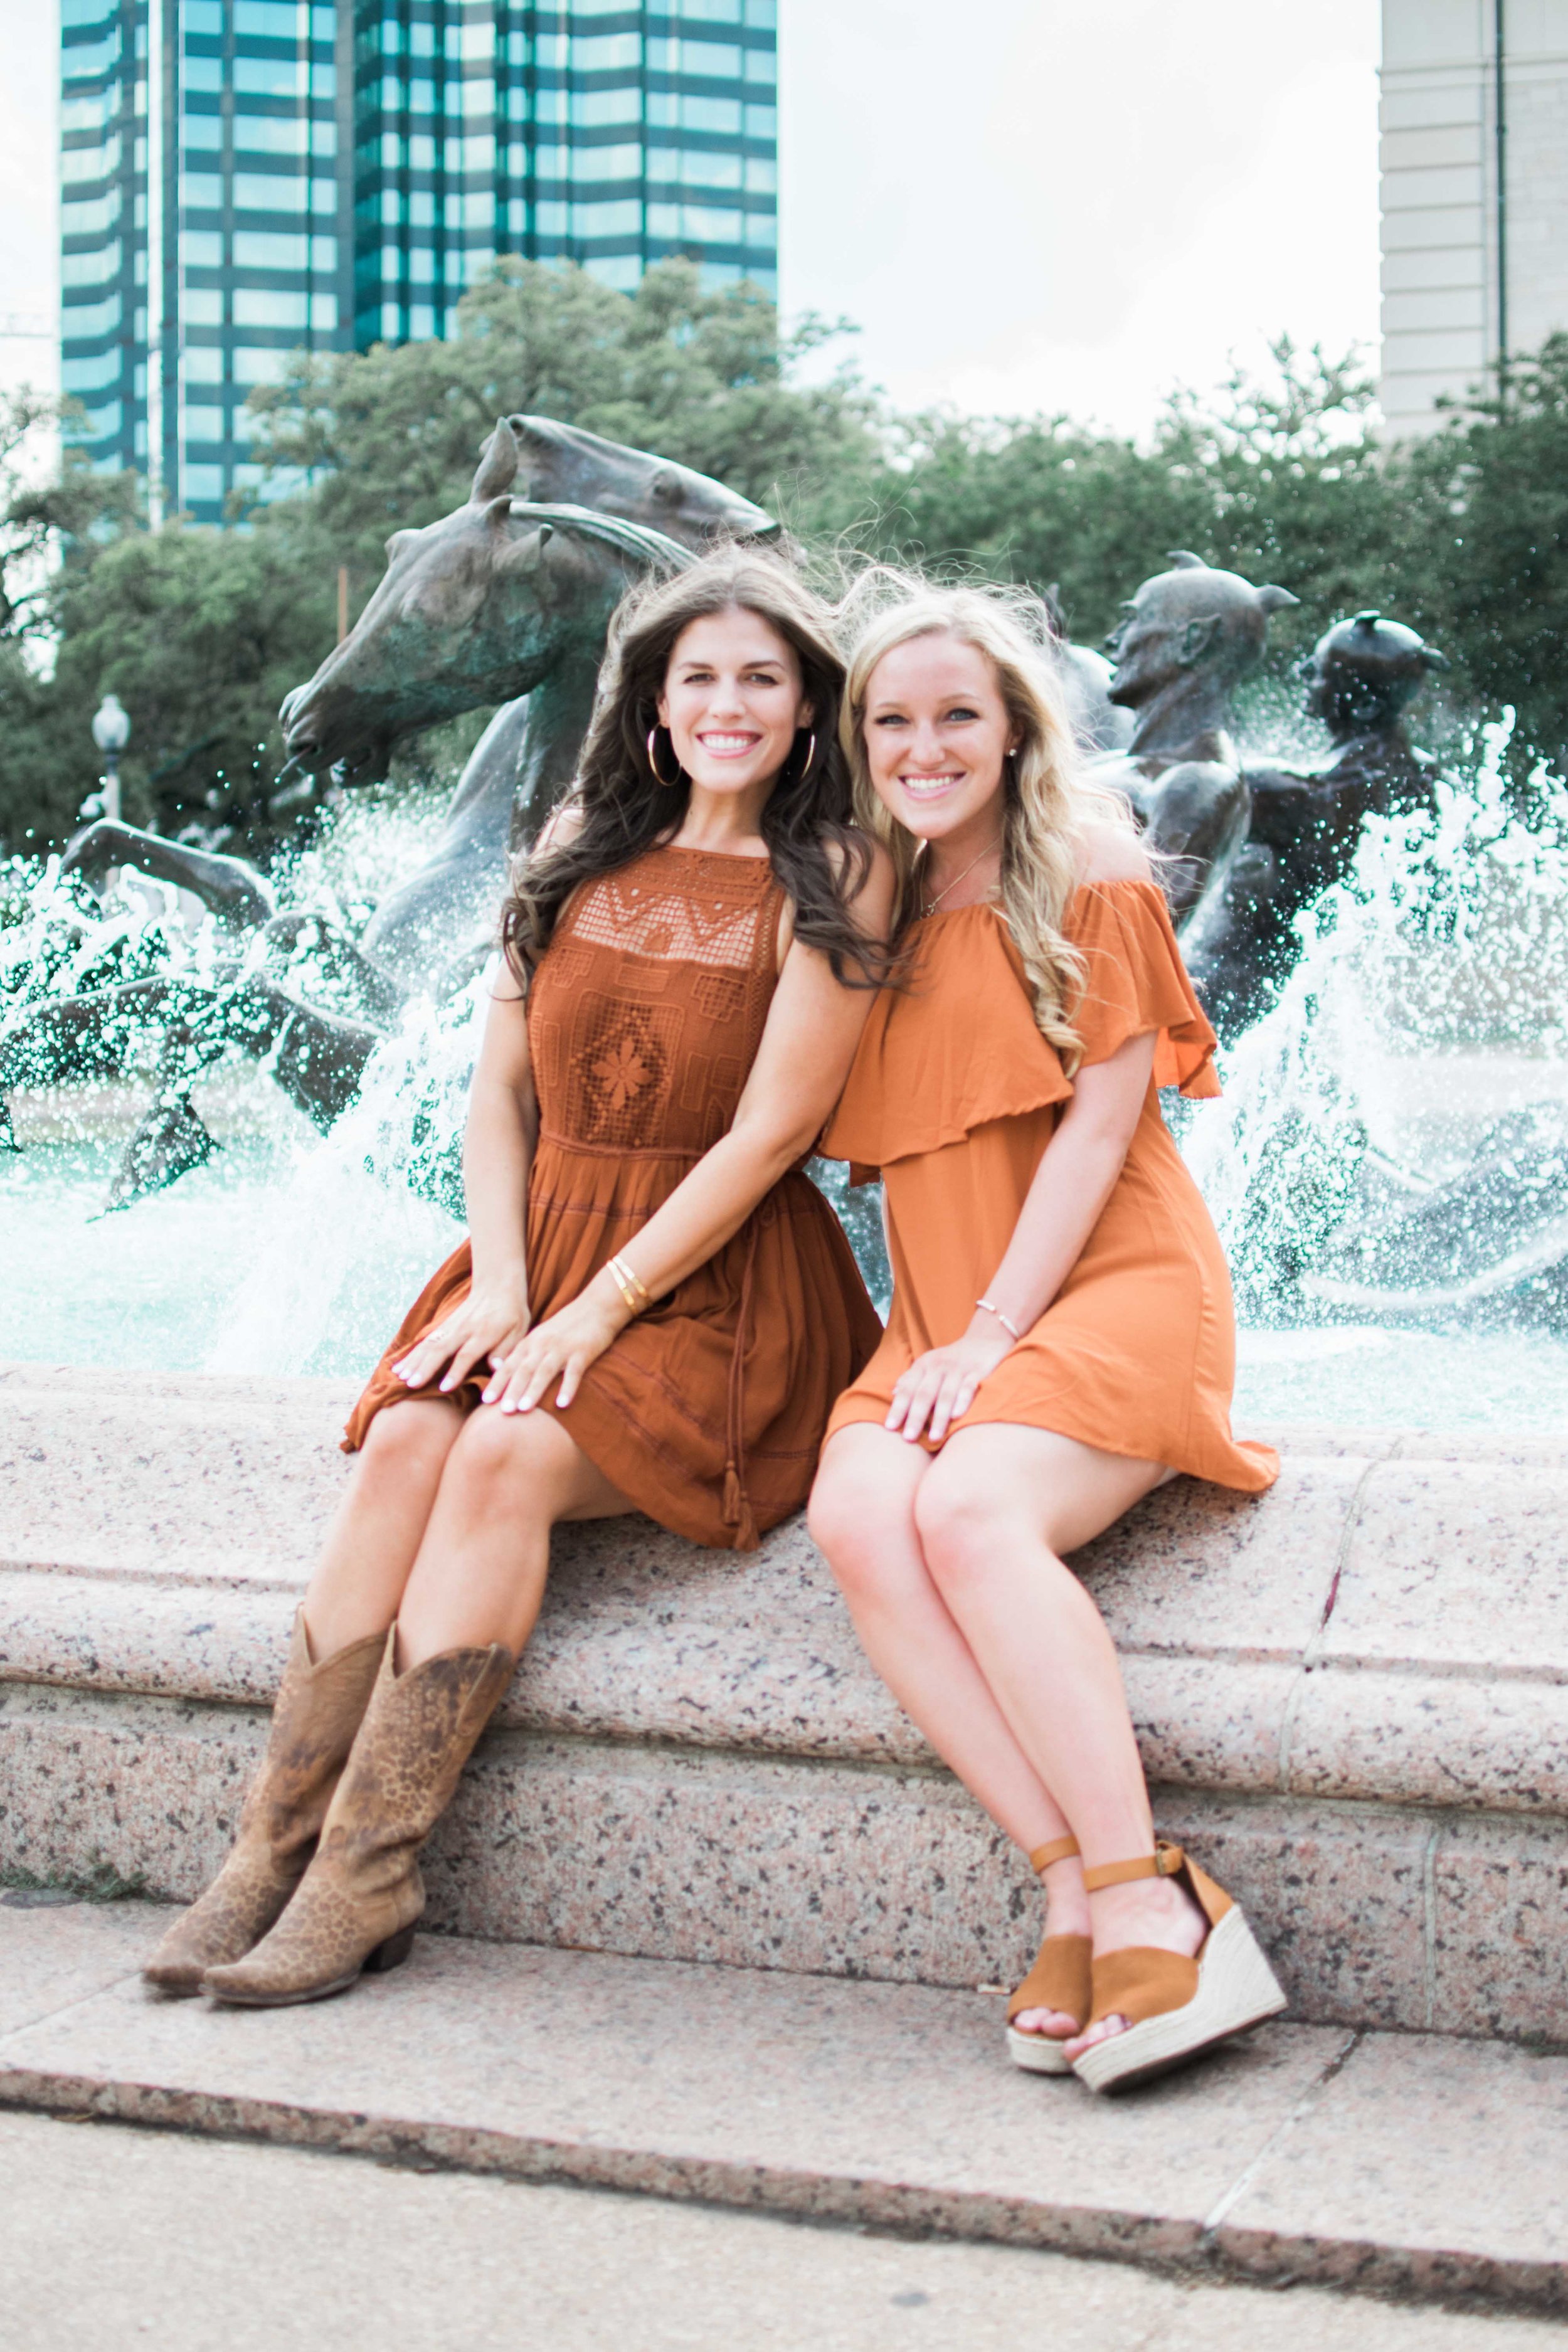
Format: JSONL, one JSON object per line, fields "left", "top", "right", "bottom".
{"left": 3, "top": 2104, "right": 1564, "bottom": 2352}
{"left": 2, "top": 1899, "right": 1565, "bottom": 2317}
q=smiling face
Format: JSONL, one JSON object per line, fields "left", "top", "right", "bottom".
{"left": 860, "top": 630, "right": 1015, "bottom": 846}
{"left": 655, "top": 606, "right": 812, "bottom": 801}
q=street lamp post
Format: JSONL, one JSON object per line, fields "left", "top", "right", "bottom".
{"left": 90, "top": 692, "right": 131, "bottom": 826}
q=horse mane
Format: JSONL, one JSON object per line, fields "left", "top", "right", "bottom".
{"left": 502, "top": 502, "right": 694, "bottom": 577}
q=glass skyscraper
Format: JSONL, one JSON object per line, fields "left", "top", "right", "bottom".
{"left": 357, "top": 2, "right": 778, "bottom": 347}
{"left": 59, "top": 0, "right": 778, "bottom": 526}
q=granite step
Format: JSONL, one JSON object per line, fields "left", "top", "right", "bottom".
{"left": 1, "top": 1899, "right": 1565, "bottom": 2316}
{"left": 1, "top": 1362, "right": 1565, "bottom": 2043}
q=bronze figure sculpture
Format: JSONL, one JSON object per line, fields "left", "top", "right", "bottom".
{"left": 1190, "top": 611, "right": 1448, "bottom": 1035}
{"left": 1089, "top": 552, "right": 1298, "bottom": 924}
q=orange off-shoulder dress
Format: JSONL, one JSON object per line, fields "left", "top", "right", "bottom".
{"left": 819, "top": 878, "right": 1277, "bottom": 1491}
{"left": 344, "top": 844, "right": 882, "bottom": 1549}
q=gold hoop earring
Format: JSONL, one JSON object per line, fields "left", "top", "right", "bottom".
{"left": 647, "top": 726, "right": 681, "bottom": 788}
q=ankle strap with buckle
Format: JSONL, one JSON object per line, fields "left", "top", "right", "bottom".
{"left": 1082, "top": 1842, "right": 1185, "bottom": 1893}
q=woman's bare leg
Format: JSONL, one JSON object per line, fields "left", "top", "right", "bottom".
{"left": 395, "top": 1404, "right": 631, "bottom": 1667}
{"left": 808, "top": 1423, "right": 1089, "bottom": 2035}
{"left": 301, "top": 1397, "right": 466, "bottom": 1657}
{"left": 911, "top": 1424, "right": 1203, "bottom": 2055}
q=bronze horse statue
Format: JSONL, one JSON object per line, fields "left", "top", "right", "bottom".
{"left": 9, "top": 422, "right": 773, "bottom": 1201}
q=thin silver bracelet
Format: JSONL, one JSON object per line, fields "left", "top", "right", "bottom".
{"left": 975, "top": 1297, "right": 1021, "bottom": 1342}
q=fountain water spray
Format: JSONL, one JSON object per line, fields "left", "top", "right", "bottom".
{"left": 1185, "top": 714, "right": 1568, "bottom": 1331}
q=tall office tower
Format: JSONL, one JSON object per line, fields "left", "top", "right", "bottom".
{"left": 59, "top": 1, "right": 778, "bottom": 526}
{"left": 61, "top": 0, "right": 353, "bottom": 525}
{"left": 356, "top": 1, "right": 778, "bottom": 349}
{"left": 1380, "top": 0, "right": 1568, "bottom": 435}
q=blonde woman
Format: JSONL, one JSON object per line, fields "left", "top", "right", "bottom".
{"left": 808, "top": 582, "right": 1282, "bottom": 2094}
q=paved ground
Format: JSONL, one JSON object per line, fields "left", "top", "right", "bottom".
{"left": 1, "top": 2109, "right": 1562, "bottom": 2352}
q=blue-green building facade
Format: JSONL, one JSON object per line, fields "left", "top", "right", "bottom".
{"left": 59, "top": 0, "right": 778, "bottom": 524}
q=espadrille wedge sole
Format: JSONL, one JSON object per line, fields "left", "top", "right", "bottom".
{"left": 1007, "top": 2005, "right": 1084, "bottom": 2075}
{"left": 1071, "top": 1903, "right": 1286, "bottom": 2095}
{"left": 1068, "top": 1841, "right": 1285, "bottom": 2096}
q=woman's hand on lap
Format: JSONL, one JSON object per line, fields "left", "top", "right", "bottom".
{"left": 484, "top": 1286, "right": 625, "bottom": 1414}
{"left": 393, "top": 1271, "right": 532, "bottom": 1397}
{"left": 886, "top": 1320, "right": 1015, "bottom": 1444}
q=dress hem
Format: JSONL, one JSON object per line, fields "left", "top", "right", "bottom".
{"left": 822, "top": 1392, "right": 1279, "bottom": 1497}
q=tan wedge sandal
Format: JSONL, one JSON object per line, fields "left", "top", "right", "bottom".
{"left": 1005, "top": 1836, "right": 1093, "bottom": 2077}
{"left": 1071, "top": 1842, "right": 1286, "bottom": 2095}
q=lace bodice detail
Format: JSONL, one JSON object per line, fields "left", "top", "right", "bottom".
{"left": 526, "top": 845, "right": 784, "bottom": 1158}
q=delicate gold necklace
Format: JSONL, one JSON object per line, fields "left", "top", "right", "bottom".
{"left": 919, "top": 840, "right": 1002, "bottom": 917}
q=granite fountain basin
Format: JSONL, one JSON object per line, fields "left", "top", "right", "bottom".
{"left": 1, "top": 1360, "right": 1564, "bottom": 2048}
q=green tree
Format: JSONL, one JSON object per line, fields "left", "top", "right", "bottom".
{"left": 247, "top": 257, "right": 879, "bottom": 587}
{"left": 42, "top": 520, "right": 336, "bottom": 837}
{"left": 844, "top": 342, "right": 1399, "bottom": 666}
{"left": 0, "top": 389, "right": 142, "bottom": 847}
{"left": 1395, "top": 336, "right": 1568, "bottom": 766}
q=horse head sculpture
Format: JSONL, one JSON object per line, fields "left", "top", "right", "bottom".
{"left": 502, "top": 413, "right": 781, "bottom": 549}
{"left": 279, "top": 417, "right": 773, "bottom": 784}
{"left": 282, "top": 442, "right": 699, "bottom": 782}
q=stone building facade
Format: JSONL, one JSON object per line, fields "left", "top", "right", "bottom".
{"left": 1380, "top": 0, "right": 1568, "bottom": 435}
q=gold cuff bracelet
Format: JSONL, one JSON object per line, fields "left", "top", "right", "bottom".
{"left": 607, "top": 1253, "right": 651, "bottom": 1314}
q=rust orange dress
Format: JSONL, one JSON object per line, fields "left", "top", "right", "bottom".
{"left": 346, "top": 844, "right": 882, "bottom": 1547}
{"left": 819, "top": 879, "right": 1277, "bottom": 1491}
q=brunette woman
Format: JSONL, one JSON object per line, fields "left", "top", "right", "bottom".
{"left": 144, "top": 548, "right": 891, "bottom": 2008}
{"left": 808, "top": 583, "right": 1283, "bottom": 2095}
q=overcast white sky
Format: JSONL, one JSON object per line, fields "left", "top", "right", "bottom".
{"left": 1, "top": 0, "right": 1382, "bottom": 438}
{"left": 781, "top": 0, "right": 1382, "bottom": 429}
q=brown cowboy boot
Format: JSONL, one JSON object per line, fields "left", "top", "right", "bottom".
{"left": 142, "top": 1611, "right": 386, "bottom": 1995}
{"left": 200, "top": 1633, "right": 515, "bottom": 2008}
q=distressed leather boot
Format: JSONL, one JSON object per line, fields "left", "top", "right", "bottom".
{"left": 143, "top": 1611, "right": 386, "bottom": 1995}
{"left": 200, "top": 1633, "right": 515, "bottom": 2008}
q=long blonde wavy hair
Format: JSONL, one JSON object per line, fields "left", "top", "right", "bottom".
{"left": 839, "top": 575, "right": 1138, "bottom": 1066}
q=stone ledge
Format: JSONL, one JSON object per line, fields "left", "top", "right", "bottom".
{"left": 1, "top": 1903, "right": 1565, "bottom": 2313}
{"left": 3, "top": 1366, "right": 1566, "bottom": 2039}
{"left": 4, "top": 1682, "right": 1565, "bottom": 2040}
{"left": 3, "top": 1370, "right": 1565, "bottom": 1818}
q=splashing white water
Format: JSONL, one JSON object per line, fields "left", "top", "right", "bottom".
{"left": 1184, "top": 716, "right": 1568, "bottom": 1325}
{"left": 206, "top": 972, "right": 485, "bottom": 1376}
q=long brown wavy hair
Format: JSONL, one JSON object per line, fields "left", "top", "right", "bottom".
{"left": 502, "top": 547, "right": 880, "bottom": 988}
{"left": 839, "top": 573, "right": 1138, "bottom": 1066}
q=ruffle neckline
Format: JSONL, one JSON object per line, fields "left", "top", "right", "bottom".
{"left": 820, "top": 877, "right": 1219, "bottom": 1172}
